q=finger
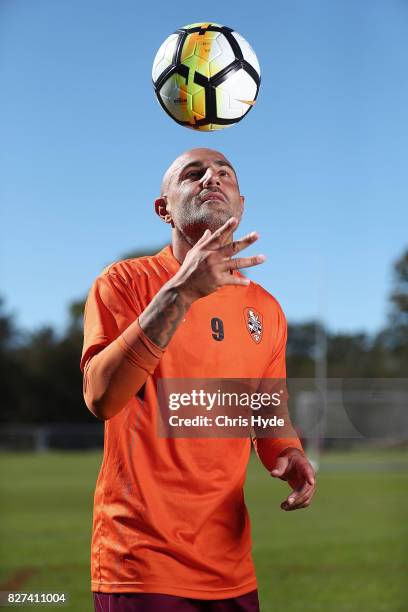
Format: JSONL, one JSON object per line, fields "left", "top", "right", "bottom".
{"left": 294, "top": 461, "right": 316, "bottom": 488}
{"left": 283, "top": 476, "right": 317, "bottom": 510}
{"left": 204, "top": 217, "right": 238, "bottom": 246}
{"left": 218, "top": 231, "right": 259, "bottom": 257}
{"left": 282, "top": 489, "right": 315, "bottom": 511}
{"left": 197, "top": 228, "right": 211, "bottom": 244}
{"left": 281, "top": 498, "right": 312, "bottom": 511}
{"left": 305, "top": 466, "right": 316, "bottom": 486}
{"left": 221, "top": 275, "right": 250, "bottom": 287}
{"left": 223, "top": 254, "right": 266, "bottom": 271}
{"left": 288, "top": 456, "right": 316, "bottom": 487}
{"left": 286, "top": 484, "right": 313, "bottom": 509}
{"left": 281, "top": 485, "right": 314, "bottom": 511}
{"left": 270, "top": 456, "right": 289, "bottom": 478}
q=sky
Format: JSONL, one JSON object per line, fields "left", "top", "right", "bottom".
{"left": 1, "top": 0, "right": 407, "bottom": 336}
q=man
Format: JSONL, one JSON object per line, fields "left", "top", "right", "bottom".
{"left": 81, "top": 148, "right": 316, "bottom": 612}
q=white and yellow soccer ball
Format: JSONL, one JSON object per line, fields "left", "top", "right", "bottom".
{"left": 152, "top": 22, "right": 261, "bottom": 131}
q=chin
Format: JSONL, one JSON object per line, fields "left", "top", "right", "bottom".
{"left": 204, "top": 212, "right": 232, "bottom": 232}
{"left": 180, "top": 211, "right": 235, "bottom": 244}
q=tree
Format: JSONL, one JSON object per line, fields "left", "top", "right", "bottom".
{"left": 286, "top": 322, "right": 317, "bottom": 377}
{"left": 0, "top": 298, "right": 27, "bottom": 422}
{"left": 375, "top": 248, "right": 408, "bottom": 374}
{"left": 390, "top": 248, "right": 408, "bottom": 326}
{"left": 388, "top": 249, "right": 408, "bottom": 354}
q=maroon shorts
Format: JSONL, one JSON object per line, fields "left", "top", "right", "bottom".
{"left": 93, "top": 590, "right": 260, "bottom": 611}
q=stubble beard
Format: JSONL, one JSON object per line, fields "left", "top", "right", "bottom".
{"left": 176, "top": 197, "right": 234, "bottom": 245}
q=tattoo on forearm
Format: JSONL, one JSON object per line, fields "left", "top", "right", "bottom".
{"left": 139, "top": 287, "right": 188, "bottom": 349}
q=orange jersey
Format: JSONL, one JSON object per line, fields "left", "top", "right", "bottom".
{"left": 81, "top": 245, "right": 303, "bottom": 598}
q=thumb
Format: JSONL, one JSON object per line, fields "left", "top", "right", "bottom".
{"left": 270, "top": 455, "right": 289, "bottom": 478}
{"left": 199, "top": 228, "right": 211, "bottom": 242}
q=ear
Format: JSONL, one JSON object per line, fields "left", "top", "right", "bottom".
{"left": 240, "top": 195, "right": 245, "bottom": 216}
{"left": 154, "top": 197, "right": 174, "bottom": 226}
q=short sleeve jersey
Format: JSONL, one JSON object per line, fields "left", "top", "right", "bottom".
{"left": 81, "top": 245, "right": 302, "bottom": 599}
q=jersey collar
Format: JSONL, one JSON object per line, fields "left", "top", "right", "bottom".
{"left": 156, "top": 245, "right": 181, "bottom": 273}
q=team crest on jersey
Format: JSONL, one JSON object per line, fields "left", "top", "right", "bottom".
{"left": 244, "top": 307, "right": 263, "bottom": 344}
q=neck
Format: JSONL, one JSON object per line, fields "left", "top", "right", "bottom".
{"left": 171, "top": 226, "right": 234, "bottom": 264}
{"left": 171, "top": 228, "right": 192, "bottom": 264}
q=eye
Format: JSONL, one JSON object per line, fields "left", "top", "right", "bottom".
{"left": 185, "top": 170, "right": 202, "bottom": 179}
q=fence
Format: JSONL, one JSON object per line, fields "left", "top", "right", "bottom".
{"left": 0, "top": 423, "right": 104, "bottom": 451}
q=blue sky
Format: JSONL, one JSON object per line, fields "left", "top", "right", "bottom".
{"left": 1, "top": 0, "right": 407, "bottom": 336}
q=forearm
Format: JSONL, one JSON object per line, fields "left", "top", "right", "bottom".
{"left": 252, "top": 374, "right": 304, "bottom": 471}
{"left": 83, "top": 280, "right": 192, "bottom": 420}
{"left": 138, "top": 277, "right": 193, "bottom": 348}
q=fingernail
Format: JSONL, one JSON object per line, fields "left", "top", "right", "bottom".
{"left": 288, "top": 497, "right": 295, "bottom": 505}
{"left": 258, "top": 254, "right": 266, "bottom": 262}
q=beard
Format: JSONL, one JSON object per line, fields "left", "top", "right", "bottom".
{"left": 174, "top": 197, "right": 235, "bottom": 245}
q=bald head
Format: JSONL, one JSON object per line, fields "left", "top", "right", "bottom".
{"left": 160, "top": 148, "right": 236, "bottom": 196}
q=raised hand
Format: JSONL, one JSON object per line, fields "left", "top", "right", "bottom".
{"left": 174, "top": 217, "right": 266, "bottom": 302}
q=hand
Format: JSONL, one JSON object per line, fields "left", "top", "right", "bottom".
{"left": 271, "top": 448, "right": 316, "bottom": 511}
{"left": 173, "top": 217, "right": 266, "bottom": 303}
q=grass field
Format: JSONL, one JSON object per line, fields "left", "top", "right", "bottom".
{"left": 0, "top": 448, "right": 407, "bottom": 611}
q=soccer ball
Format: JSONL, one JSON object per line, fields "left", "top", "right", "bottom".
{"left": 152, "top": 22, "right": 261, "bottom": 131}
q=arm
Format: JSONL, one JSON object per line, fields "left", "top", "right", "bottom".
{"left": 253, "top": 307, "right": 304, "bottom": 468}
{"left": 83, "top": 218, "right": 264, "bottom": 420}
{"left": 252, "top": 305, "right": 316, "bottom": 510}
{"left": 254, "top": 408, "right": 316, "bottom": 511}
{"left": 83, "top": 284, "right": 190, "bottom": 420}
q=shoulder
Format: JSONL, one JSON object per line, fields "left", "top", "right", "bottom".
{"left": 246, "top": 279, "right": 286, "bottom": 321}
{"left": 95, "top": 249, "right": 169, "bottom": 294}
{"left": 91, "top": 250, "right": 169, "bottom": 307}
{"left": 101, "top": 253, "right": 163, "bottom": 283}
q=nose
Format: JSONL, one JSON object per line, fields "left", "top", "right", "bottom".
{"left": 201, "top": 166, "right": 220, "bottom": 188}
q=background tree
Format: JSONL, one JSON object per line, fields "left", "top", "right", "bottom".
{"left": 390, "top": 248, "right": 408, "bottom": 329}
{"left": 0, "top": 299, "right": 27, "bottom": 422}
{"left": 378, "top": 248, "right": 408, "bottom": 374}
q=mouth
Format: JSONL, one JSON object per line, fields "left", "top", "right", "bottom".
{"left": 200, "top": 191, "right": 226, "bottom": 203}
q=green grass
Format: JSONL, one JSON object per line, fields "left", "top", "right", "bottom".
{"left": 0, "top": 448, "right": 407, "bottom": 611}
{"left": 246, "top": 448, "right": 408, "bottom": 611}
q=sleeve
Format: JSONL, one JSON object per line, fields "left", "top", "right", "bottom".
{"left": 80, "top": 270, "right": 164, "bottom": 419}
{"left": 252, "top": 303, "right": 304, "bottom": 471}
{"left": 80, "top": 271, "right": 139, "bottom": 372}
